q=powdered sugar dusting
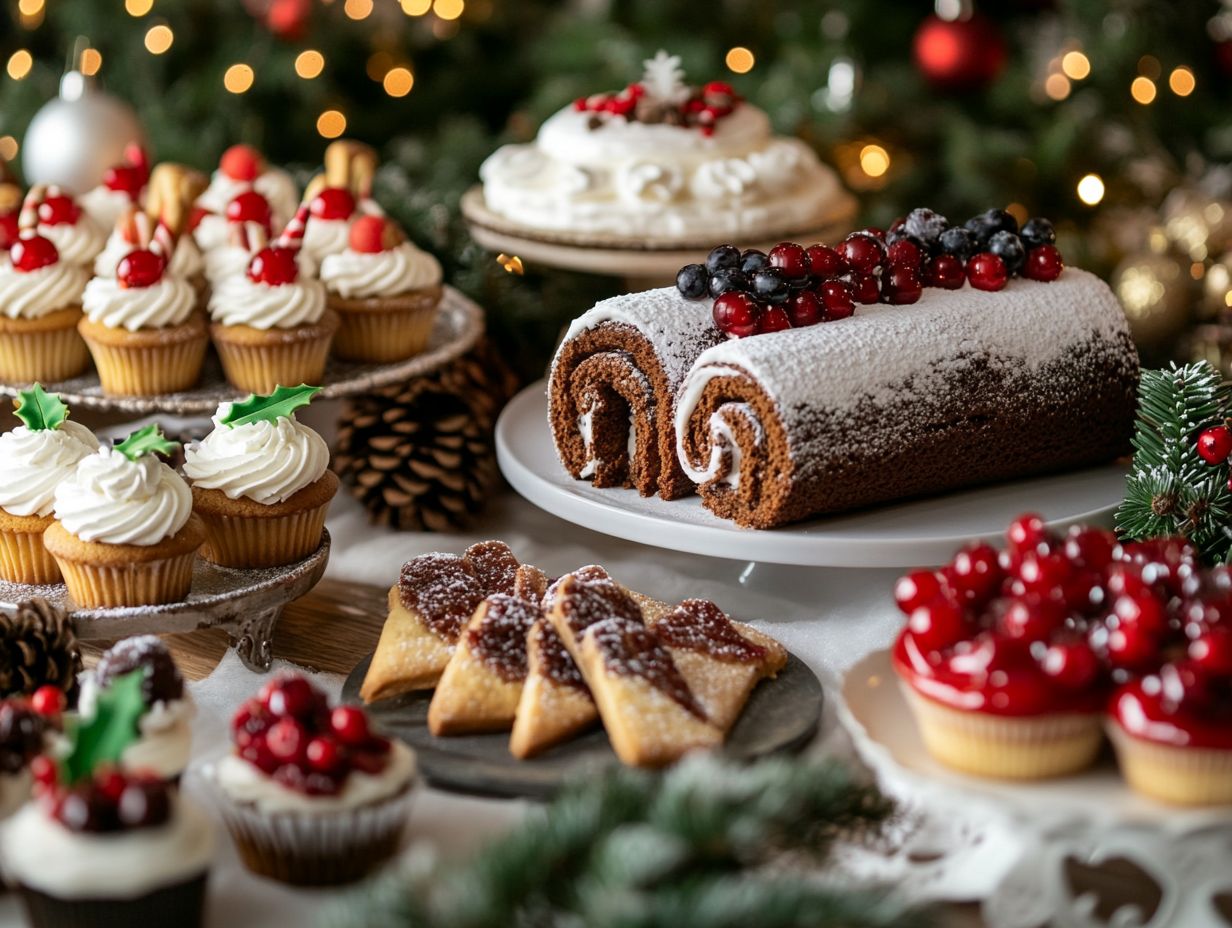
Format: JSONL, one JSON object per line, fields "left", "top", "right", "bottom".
{"left": 399, "top": 541, "right": 521, "bottom": 642}
{"left": 587, "top": 616, "right": 706, "bottom": 719}
{"left": 655, "top": 599, "right": 767, "bottom": 665}
{"left": 467, "top": 593, "right": 540, "bottom": 683}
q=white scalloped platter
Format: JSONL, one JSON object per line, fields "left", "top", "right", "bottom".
{"left": 496, "top": 381, "right": 1131, "bottom": 569}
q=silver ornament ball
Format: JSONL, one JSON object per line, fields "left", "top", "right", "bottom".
{"left": 22, "top": 73, "right": 144, "bottom": 195}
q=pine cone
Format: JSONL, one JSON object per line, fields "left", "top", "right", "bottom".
{"left": 0, "top": 598, "right": 82, "bottom": 700}
{"left": 335, "top": 339, "right": 519, "bottom": 531}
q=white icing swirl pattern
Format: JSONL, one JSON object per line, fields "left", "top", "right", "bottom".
{"left": 184, "top": 408, "right": 330, "bottom": 504}
{"left": 38, "top": 217, "right": 107, "bottom": 266}
{"left": 615, "top": 162, "right": 684, "bottom": 203}
{"left": 191, "top": 212, "right": 232, "bottom": 253}
{"left": 79, "top": 186, "right": 140, "bottom": 233}
{"left": 203, "top": 244, "right": 315, "bottom": 285}
{"left": 690, "top": 157, "right": 759, "bottom": 199}
{"left": 0, "top": 261, "right": 88, "bottom": 320}
{"left": 82, "top": 275, "right": 197, "bottom": 332}
{"left": 301, "top": 217, "right": 353, "bottom": 265}
{"left": 320, "top": 242, "right": 442, "bottom": 299}
{"left": 196, "top": 167, "right": 299, "bottom": 229}
{"left": 0, "top": 421, "right": 100, "bottom": 518}
{"left": 54, "top": 446, "right": 193, "bottom": 546}
{"left": 94, "top": 233, "right": 204, "bottom": 281}
{"left": 208, "top": 274, "right": 326, "bottom": 329}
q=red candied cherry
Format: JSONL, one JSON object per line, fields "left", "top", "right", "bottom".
{"left": 1102, "top": 620, "right": 1159, "bottom": 669}
{"left": 0, "top": 211, "right": 18, "bottom": 250}
{"left": 241, "top": 738, "right": 280, "bottom": 775}
{"left": 103, "top": 164, "right": 146, "bottom": 197}
{"left": 349, "top": 214, "right": 391, "bottom": 254}
{"left": 923, "top": 254, "right": 965, "bottom": 290}
{"left": 712, "top": 291, "right": 763, "bottom": 338}
{"left": 330, "top": 705, "right": 371, "bottom": 746}
{"left": 310, "top": 187, "right": 357, "bottom": 221}
{"left": 895, "top": 569, "right": 943, "bottom": 615}
{"left": 220, "top": 143, "right": 264, "bottom": 181}
{"left": 1000, "top": 594, "right": 1065, "bottom": 642}
{"left": 1040, "top": 639, "right": 1100, "bottom": 689}
{"left": 805, "top": 244, "right": 846, "bottom": 279}
{"left": 819, "top": 280, "right": 855, "bottom": 320}
{"left": 786, "top": 290, "right": 824, "bottom": 328}
{"left": 1018, "top": 550, "right": 1072, "bottom": 595}
{"left": 10, "top": 235, "right": 59, "bottom": 273}
{"left": 30, "top": 685, "right": 64, "bottom": 717}
{"left": 948, "top": 543, "right": 1003, "bottom": 603}
{"left": 225, "top": 190, "right": 273, "bottom": 230}
{"left": 37, "top": 194, "right": 81, "bottom": 226}
{"left": 966, "top": 252, "right": 1008, "bottom": 291}
{"left": 882, "top": 265, "right": 923, "bottom": 305}
{"left": 306, "top": 736, "right": 346, "bottom": 774}
{"left": 266, "top": 717, "right": 308, "bottom": 762}
{"left": 264, "top": 675, "right": 317, "bottom": 719}
{"left": 1197, "top": 426, "right": 1232, "bottom": 465}
{"left": 1061, "top": 570, "right": 1104, "bottom": 614}
{"left": 907, "top": 600, "right": 967, "bottom": 654}
{"left": 756, "top": 305, "right": 792, "bottom": 334}
{"left": 1158, "top": 660, "right": 1214, "bottom": 712}
{"left": 247, "top": 246, "right": 299, "bottom": 286}
{"left": 1063, "top": 526, "right": 1118, "bottom": 571}
{"left": 96, "top": 768, "right": 128, "bottom": 803}
{"left": 116, "top": 249, "right": 167, "bottom": 289}
{"left": 1112, "top": 591, "right": 1168, "bottom": 636}
{"left": 1189, "top": 627, "right": 1232, "bottom": 675}
{"left": 29, "top": 755, "right": 57, "bottom": 790}
{"left": 947, "top": 630, "right": 1024, "bottom": 677}
{"left": 837, "top": 233, "right": 885, "bottom": 274}
{"left": 768, "top": 242, "right": 810, "bottom": 279}
{"left": 1023, "top": 245, "right": 1064, "bottom": 282}
{"left": 886, "top": 239, "right": 923, "bottom": 270}
{"left": 846, "top": 271, "right": 881, "bottom": 305}
{"left": 1007, "top": 513, "right": 1048, "bottom": 556}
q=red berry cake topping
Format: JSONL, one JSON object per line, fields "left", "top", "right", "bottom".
{"left": 36, "top": 193, "right": 82, "bottom": 227}
{"left": 116, "top": 249, "right": 168, "bottom": 289}
{"left": 94, "top": 635, "right": 184, "bottom": 706}
{"left": 675, "top": 206, "right": 1066, "bottom": 339}
{"left": 0, "top": 698, "right": 57, "bottom": 776}
{"left": 247, "top": 246, "right": 300, "bottom": 286}
{"left": 225, "top": 190, "right": 274, "bottom": 233}
{"left": 230, "top": 673, "right": 392, "bottom": 796}
{"left": 9, "top": 234, "right": 60, "bottom": 274}
{"left": 44, "top": 768, "right": 173, "bottom": 834}
{"left": 310, "top": 187, "right": 357, "bottom": 221}
{"left": 219, "top": 143, "right": 265, "bottom": 182}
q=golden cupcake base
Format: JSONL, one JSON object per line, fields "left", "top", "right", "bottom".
{"left": 0, "top": 510, "right": 60, "bottom": 584}
{"left": 78, "top": 313, "right": 210, "bottom": 396}
{"left": 1108, "top": 724, "right": 1232, "bottom": 806}
{"left": 0, "top": 307, "right": 91, "bottom": 384}
{"left": 328, "top": 287, "right": 441, "bottom": 363}
{"left": 211, "top": 310, "right": 339, "bottom": 395}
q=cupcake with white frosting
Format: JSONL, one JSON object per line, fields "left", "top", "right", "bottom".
{"left": 79, "top": 240, "right": 207, "bottom": 396}
{"left": 207, "top": 243, "right": 337, "bottom": 394}
{"left": 184, "top": 386, "right": 338, "bottom": 567}
{"left": 33, "top": 189, "right": 107, "bottom": 269}
{"left": 0, "top": 232, "right": 91, "bottom": 383}
{"left": 193, "top": 144, "right": 298, "bottom": 244}
{"left": 202, "top": 204, "right": 315, "bottom": 287}
{"left": 94, "top": 209, "right": 205, "bottom": 292}
{"left": 79, "top": 147, "right": 149, "bottom": 234}
{"left": 0, "top": 385, "right": 99, "bottom": 583}
{"left": 319, "top": 215, "right": 442, "bottom": 362}
{"left": 42, "top": 424, "right": 204, "bottom": 608}
{"left": 205, "top": 672, "right": 415, "bottom": 885}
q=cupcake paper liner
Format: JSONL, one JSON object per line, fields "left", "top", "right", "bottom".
{"left": 0, "top": 523, "right": 61, "bottom": 585}
{"left": 15, "top": 873, "right": 208, "bottom": 928}
{"left": 211, "top": 314, "right": 338, "bottom": 395}
{"left": 78, "top": 316, "right": 209, "bottom": 397}
{"left": 0, "top": 309, "right": 91, "bottom": 384}
{"left": 328, "top": 288, "right": 441, "bottom": 363}
{"left": 197, "top": 502, "right": 330, "bottom": 568}
{"left": 1107, "top": 724, "right": 1232, "bottom": 805}
{"left": 902, "top": 684, "right": 1104, "bottom": 779}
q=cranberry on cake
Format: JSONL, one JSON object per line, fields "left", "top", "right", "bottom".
{"left": 192, "top": 144, "right": 299, "bottom": 244}
{"left": 79, "top": 143, "right": 150, "bottom": 233}
{"left": 32, "top": 186, "right": 106, "bottom": 268}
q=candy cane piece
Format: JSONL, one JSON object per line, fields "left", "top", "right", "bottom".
{"left": 18, "top": 184, "right": 46, "bottom": 231}
{"left": 273, "top": 203, "right": 310, "bottom": 250}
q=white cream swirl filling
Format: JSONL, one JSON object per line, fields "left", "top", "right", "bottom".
{"left": 184, "top": 409, "right": 330, "bottom": 504}
{"left": 0, "top": 421, "right": 100, "bottom": 518}
{"left": 38, "top": 218, "right": 107, "bottom": 266}
{"left": 196, "top": 168, "right": 299, "bottom": 228}
{"left": 79, "top": 186, "right": 140, "bottom": 233}
{"left": 53, "top": 446, "right": 193, "bottom": 546}
{"left": 320, "top": 242, "right": 442, "bottom": 299}
{"left": 208, "top": 274, "right": 326, "bottom": 329}
{"left": 204, "top": 244, "right": 316, "bottom": 286}
{"left": 82, "top": 275, "right": 197, "bottom": 332}
{"left": 301, "top": 217, "right": 353, "bottom": 265}
{"left": 0, "top": 261, "right": 88, "bottom": 320}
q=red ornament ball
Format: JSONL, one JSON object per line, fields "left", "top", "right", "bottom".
{"left": 912, "top": 13, "right": 1007, "bottom": 91}
{"left": 117, "top": 249, "right": 167, "bottom": 289}
{"left": 103, "top": 165, "right": 146, "bottom": 198}
{"left": 247, "top": 246, "right": 299, "bottom": 286}
{"left": 30, "top": 685, "right": 65, "bottom": 717}
{"left": 1197, "top": 426, "right": 1232, "bottom": 465}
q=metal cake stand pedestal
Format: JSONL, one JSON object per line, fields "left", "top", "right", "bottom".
{"left": 0, "top": 532, "right": 331, "bottom": 673}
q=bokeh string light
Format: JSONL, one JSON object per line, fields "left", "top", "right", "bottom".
{"left": 144, "top": 24, "right": 174, "bottom": 54}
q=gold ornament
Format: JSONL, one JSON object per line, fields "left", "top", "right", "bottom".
{"left": 1112, "top": 249, "right": 1195, "bottom": 354}
{"left": 1162, "top": 188, "right": 1232, "bottom": 261}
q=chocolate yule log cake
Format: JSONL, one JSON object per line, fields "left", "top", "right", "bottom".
{"left": 674, "top": 266, "right": 1138, "bottom": 528}
{"left": 549, "top": 288, "right": 722, "bottom": 499}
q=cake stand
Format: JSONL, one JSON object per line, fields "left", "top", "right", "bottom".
{"left": 461, "top": 186, "right": 859, "bottom": 287}
{"left": 0, "top": 286, "right": 484, "bottom": 416}
{"left": 0, "top": 532, "right": 331, "bottom": 673}
{"left": 495, "top": 382, "right": 1131, "bottom": 571}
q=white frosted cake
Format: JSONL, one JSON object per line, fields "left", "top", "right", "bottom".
{"left": 476, "top": 52, "right": 852, "bottom": 245}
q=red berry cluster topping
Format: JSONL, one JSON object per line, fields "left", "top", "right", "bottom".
{"left": 247, "top": 246, "right": 300, "bottom": 286}
{"left": 116, "top": 249, "right": 167, "bottom": 289}
{"left": 41, "top": 767, "right": 173, "bottom": 834}
{"left": 9, "top": 235, "right": 60, "bottom": 274}
{"left": 226, "top": 190, "right": 274, "bottom": 234}
{"left": 231, "top": 674, "right": 392, "bottom": 796}
{"left": 310, "top": 187, "right": 357, "bottom": 221}
{"left": 573, "top": 80, "right": 741, "bottom": 137}
{"left": 0, "top": 695, "right": 58, "bottom": 776}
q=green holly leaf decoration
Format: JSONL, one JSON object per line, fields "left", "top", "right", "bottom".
{"left": 220, "top": 384, "right": 322, "bottom": 428}
{"left": 114, "top": 424, "right": 180, "bottom": 462}
{"left": 61, "top": 669, "right": 146, "bottom": 786}
{"left": 13, "top": 383, "right": 67, "bottom": 432}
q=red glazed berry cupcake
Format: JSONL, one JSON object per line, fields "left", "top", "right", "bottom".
{"left": 204, "top": 673, "right": 416, "bottom": 885}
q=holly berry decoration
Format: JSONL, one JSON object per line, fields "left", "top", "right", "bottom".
{"left": 912, "top": 11, "right": 1007, "bottom": 92}
{"left": 226, "top": 190, "right": 274, "bottom": 234}
{"left": 232, "top": 673, "right": 392, "bottom": 796}
{"left": 116, "top": 249, "right": 167, "bottom": 290}
{"left": 248, "top": 245, "right": 300, "bottom": 286}
{"left": 310, "top": 187, "right": 357, "bottom": 221}
{"left": 9, "top": 235, "right": 60, "bottom": 274}
{"left": 1197, "top": 425, "right": 1232, "bottom": 465}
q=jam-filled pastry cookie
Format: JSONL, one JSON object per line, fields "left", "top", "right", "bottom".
{"left": 545, "top": 567, "right": 721, "bottom": 767}
{"left": 360, "top": 541, "right": 520, "bottom": 703}
{"left": 509, "top": 617, "right": 598, "bottom": 759}
{"left": 630, "top": 592, "right": 788, "bottom": 732}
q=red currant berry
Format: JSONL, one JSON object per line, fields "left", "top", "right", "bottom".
{"left": 37, "top": 194, "right": 81, "bottom": 227}
{"left": 886, "top": 239, "right": 923, "bottom": 270}
{"left": 330, "top": 705, "right": 371, "bottom": 746}
{"left": 768, "top": 242, "right": 809, "bottom": 279}
{"left": 846, "top": 271, "right": 881, "bottom": 304}
{"left": 247, "top": 246, "right": 300, "bottom": 286}
{"left": 225, "top": 191, "right": 273, "bottom": 229}
{"left": 96, "top": 768, "right": 128, "bottom": 804}
{"left": 10, "top": 235, "right": 59, "bottom": 273}
{"left": 1040, "top": 640, "right": 1100, "bottom": 689}
{"left": 1000, "top": 594, "right": 1066, "bottom": 642}
{"left": 923, "top": 254, "right": 965, "bottom": 289}
{"left": 895, "top": 570, "right": 943, "bottom": 615}
{"left": 712, "top": 292, "right": 763, "bottom": 338}
{"left": 949, "top": 543, "right": 1003, "bottom": 603}
{"left": 1189, "top": 628, "right": 1232, "bottom": 675}
{"left": 265, "top": 676, "right": 317, "bottom": 719}
{"left": 349, "top": 215, "right": 388, "bottom": 254}
{"left": 0, "top": 212, "right": 18, "bottom": 251}
{"left": 907, "top": 600, "right": 967, "bottom": 654}
{"left": 1018, "top": 550, "right": 1072, "bottom": 594}
{"left": 310, "top": 187, "right": 357, "bottom": 221}
{"left": 1023, "top": 245, "right": 1064, "bottom": 282}
{"left": 1007, "top": 513, "right": 1048, "bottom": 556}
{"left": 819, "top": 280, "right": 855, "bottom": 320}
{"left": 266, "top": 718, "right": 308, "bottom": 762}
{"left": 29, "top": 755, "right": 57, "bottom": 789}
{"left": 1158, "top": 660, "right": 1214, "bottom": 712}
{"left": 220, "top": 144, "right": 264, "bottom": 182}
{"left": 756, "top": 305, "right": 792, "bottom": 334}
{"left": 966, "top": 252, "right": 1008, "bottom": 291}
{"left": 881, "top": 265, "right": 923, "bottom": 305}
{"left": 116, "top": 249, "right": 167, "bottom": 289}
{"left": 30, "top": 685, "right": 64, "bottom": 717}
{"left": 1113, "top": 591, "right": 1168, "bottom": 636}
{"left": 861, "top": 226, "right": 886, "bottom": 241}
{"left": 1063, "top": 527, "right": 1118, "bottom": 571}
{"left": 805, "top": 244, "right": 846, "bottom": 278}
{"left": 103, "top": 165, "right": 145, "bottom": 197}
{"left": 1104, "top": 621, "right": 1159, "bottom": 669}
{"left": 306, "top": 736, "right": 346, "bottom": 774}
{"left": 786, "top": 290, "right": 824, "bottom": 327}
{"left": 837, "top": 233, "right": 885, "bottom": 273}
{"left": 1197, "top": 426, "right": 1232, "bottom": 465}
